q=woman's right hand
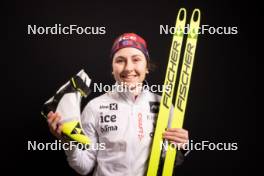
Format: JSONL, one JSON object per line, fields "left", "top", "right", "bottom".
{"left": 47, "top": 111, "right": 63, "bottom": 139}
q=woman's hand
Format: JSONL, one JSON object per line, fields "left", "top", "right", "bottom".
{"left": 162, "top": 128, "right": 189, "bottom": 149}
{"left": 47, "top": 111, "right": 63, "bottom": 139}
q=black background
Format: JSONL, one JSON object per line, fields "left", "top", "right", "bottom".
{"left": 6, "top": 0, "right": 256, "bottom": 175}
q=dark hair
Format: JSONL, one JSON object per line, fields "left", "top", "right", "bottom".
{"left": 147, "top": 58, "right": 156, "bottom": 72}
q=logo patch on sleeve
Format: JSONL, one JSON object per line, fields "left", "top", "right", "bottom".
{"left": 149, "top": 102, "right": 160, "bottom": 113}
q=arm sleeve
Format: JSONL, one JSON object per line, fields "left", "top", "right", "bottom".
{"left": 64, "top": 103, "right": 98, "bottom": 175}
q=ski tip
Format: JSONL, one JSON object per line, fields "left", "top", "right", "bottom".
{"left": 191, "top": 9, "right": 201, "bottom": 24}
{"left": 177, "top": 8, "right": 187, "bottom": 22}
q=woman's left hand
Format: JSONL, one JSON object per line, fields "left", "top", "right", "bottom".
{"left": 162, "top": 128, "right": 189, "bottom": 149}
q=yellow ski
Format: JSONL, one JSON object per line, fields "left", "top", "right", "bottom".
{"left": 162, "top": 9, "right": 201, "bottom": 176}
{"left": 147, "top": 8, "right": 187, "bottom": 176}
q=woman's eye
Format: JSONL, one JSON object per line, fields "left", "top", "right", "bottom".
{"left": 116, "top": 59, "right": 124, "bottom": 63}
{"left": 133, "top": 58, "right": 140, "bottom": 62}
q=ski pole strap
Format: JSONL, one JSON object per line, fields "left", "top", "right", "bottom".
{"left": 70, "top": 75, "right": 91, "bottom": 98}
{"left": 41, "top": 75, "right": 91, "bottom": 118}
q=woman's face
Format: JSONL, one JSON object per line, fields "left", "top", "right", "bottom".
{"left": 112, "top": 47, "right": 149, "bottom": 88}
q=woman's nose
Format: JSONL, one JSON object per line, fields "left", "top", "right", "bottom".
{"left": 124, "top": 60, "right": 134, "bottom": 71}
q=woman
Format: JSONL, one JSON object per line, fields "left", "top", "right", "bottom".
{"left": 47, "top": 33, "right": 189, "bottom": 176}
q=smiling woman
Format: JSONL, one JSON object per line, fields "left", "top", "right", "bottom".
{"left": 111, "top": 33, "right": 151, "bottom": 95}
{"left": 112, "top": 47, "right": 149, "bottom": 95}
{"left": 46, "top": 33, "right": 189, "bottom": 176}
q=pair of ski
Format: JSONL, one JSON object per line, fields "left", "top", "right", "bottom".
{"left": 147, "top": 8, "right": 201, "bottom": 176}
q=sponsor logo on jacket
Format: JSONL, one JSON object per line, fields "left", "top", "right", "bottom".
{"left": 100, "top": 113, "right": 118, "bottom": 133}
{"left": 137, "top": 113, "right": 144, "bottom": 141}
{"left": 99, "top": 103, "right": 118, "bottom": 110}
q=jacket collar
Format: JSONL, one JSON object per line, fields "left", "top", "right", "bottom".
{"left": 114, "top": 81, "right": 149, "bottom": 105}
